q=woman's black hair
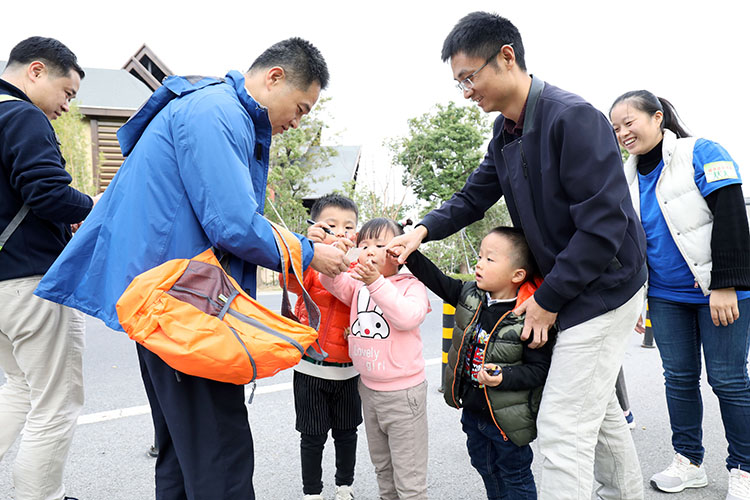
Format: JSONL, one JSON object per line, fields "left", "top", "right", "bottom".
{"left": 610, "top": 90, "right": 691, "bottom": 138}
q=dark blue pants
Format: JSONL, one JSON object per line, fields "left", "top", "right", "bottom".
{"left": 461, "top": 409, "right": 537, "bottom": 500}
{"left": 649, "top": 297, "right": 750, "bottom": 470}
{"left": 137, "top": 344, "right": 255, "bottom": 500}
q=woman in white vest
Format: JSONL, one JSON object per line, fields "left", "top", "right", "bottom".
{"left": 610, "top": 90, "right": 750, "bottom": 500}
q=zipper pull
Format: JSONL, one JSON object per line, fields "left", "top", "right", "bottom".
{"left": 246, "top": 381, "right": 257, "bottom": 404}
{"left": 218, "top": 293, "right": 228, "bottom": 304}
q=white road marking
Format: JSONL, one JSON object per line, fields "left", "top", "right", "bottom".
{"left": 76, "top": 357, "right": 443, "bottom": 425}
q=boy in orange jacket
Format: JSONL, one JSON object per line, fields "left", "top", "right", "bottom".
{"left": 285, "top": 194, "right": 361, "bottom": 500}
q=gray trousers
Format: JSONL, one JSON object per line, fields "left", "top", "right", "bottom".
{"left": 0, "top": 276, "right": 85, "bottom": 500}
{"left": 359, "top": 379, "right": 428, "bottom": 500}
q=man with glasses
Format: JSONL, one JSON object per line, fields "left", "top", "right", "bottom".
{"left": 388, "top": 11, "right": 647, "bottom": 500}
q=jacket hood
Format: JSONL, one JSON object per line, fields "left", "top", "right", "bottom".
{"left": 517, "top": 275, "right": 543, "bottom": 305}
{"left": 118, "top": 71, "right": 271, "bottom": 157}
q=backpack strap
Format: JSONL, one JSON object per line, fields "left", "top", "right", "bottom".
{"left": 0, "top": 95, "right": 30, "bottom": 251}
{"left": 269, "top": 223, "right": 327, "bottom": 361}
{"left": 0, "top": 204, "right": 30, "bottom": 252}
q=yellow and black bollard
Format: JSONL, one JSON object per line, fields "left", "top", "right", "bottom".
{"left": 439, "top": 302, "right": 455, "bottom": 393}
{"left": 642, "top": 302, "right": 655, "bottom": 348}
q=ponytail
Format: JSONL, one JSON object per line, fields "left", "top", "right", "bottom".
{"left": 657, "top": 97, "right": 690, "bottom": 138}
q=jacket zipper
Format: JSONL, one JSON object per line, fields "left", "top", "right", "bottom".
{"left": 453, "top": 306, "right": 482, "bottom": 406}
{"left": 481, "top": 310, "right": 513, "bottom": 440}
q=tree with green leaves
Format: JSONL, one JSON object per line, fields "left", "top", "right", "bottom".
{"left": 390, "top": 101, "right": 510, "bottom": 273}
{"left": 265, "top": 97, "right": 337, "bottom": 233}
{"left": 52, "top": 102, "right": 96, "bottom": 196}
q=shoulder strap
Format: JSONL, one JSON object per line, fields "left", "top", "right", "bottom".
{"left": 0, "top": 95, "right": 22, "bottom": 104}
{"left": 0, "top": 204, "right": 30, "bottom": 252}
{"left": 522, "top": 75, "right": 545, "bottom": 136}
{"left": 0, "top": 95, "right": 31, "bottom": 252}
{"left": 268, "top": 222, "right": 322, "bottom": 330}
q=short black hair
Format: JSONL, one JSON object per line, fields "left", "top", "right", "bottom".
{"left": 486, "top": 226, "right": 536, "bottom": 276}
{"left": 7, "top": 36, "right": 84, "bottom": 79}
{"left": 441, "top": 11, "right": 526, "bottom": 72}
{"left": 249, "top": 37, "right": 329, "bottom": 90}
{"left": 310, "top": 193, "right": 358, "bottom": 222}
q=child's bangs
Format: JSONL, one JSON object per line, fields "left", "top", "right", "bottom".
{"left": 358, "top": 218, "right": 403, "bottom": 243}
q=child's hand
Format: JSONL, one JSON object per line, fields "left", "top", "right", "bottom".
{"left": 352, "top": 259, "right": 381, "bottom": 285}
{"left": 307, "top": 222, "right": 332, "bottom": 244}
{"left": 477, "top": 363, "right": 503, "bottom": 387}
{"left": 332, "top": 237, "right": 355, "bottom": 253}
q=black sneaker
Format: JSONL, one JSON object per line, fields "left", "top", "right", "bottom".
{"left": 147, "top": 444, "right": 159, "bottom": 458}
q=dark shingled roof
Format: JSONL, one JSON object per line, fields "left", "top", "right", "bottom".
{"left": 0, "top": 61, "right": 152, "bottom": 111}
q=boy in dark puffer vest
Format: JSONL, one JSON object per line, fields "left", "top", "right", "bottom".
{"left": 285, "top": 194, "right": 362, "bottom": 500}
{"left": 404, "top": 226, "right": 555, "bottom": 499}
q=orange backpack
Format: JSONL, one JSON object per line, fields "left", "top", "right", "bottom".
{"left": 116, "top": 222, "right": 323, "bottom": 385}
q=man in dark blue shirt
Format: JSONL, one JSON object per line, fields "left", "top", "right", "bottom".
{"left": 389, "top": 12, "right": 647, "bottom": 500}
{"left": 0, "top": 36, "right": 95, "bottom": 500}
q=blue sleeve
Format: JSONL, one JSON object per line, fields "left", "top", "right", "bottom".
{"left": 693, "top": 138, "right": 742, "bottom": 197}
{"left": 1, "top": 104, "right": 93, "bottom": 222}
{"left": 172, "top": 91, "right": 313, "bottom": 272}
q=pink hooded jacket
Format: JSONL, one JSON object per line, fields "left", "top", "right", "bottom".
{"left": 320, "top": 272, "right": 431, "bottom": 391}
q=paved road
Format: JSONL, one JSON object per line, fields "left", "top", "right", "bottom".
{"left": 0, "top": 290, "right": 741, "bottom": 499}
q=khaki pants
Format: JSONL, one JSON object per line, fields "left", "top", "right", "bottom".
{"left": 359, "top": 379, "right": 428, "bottom": 500}
{"left": 537, "top": 288, "right": 645, "bottom": 500}
{"left": 0, "top": 276, "right": 85, "bottom": 500}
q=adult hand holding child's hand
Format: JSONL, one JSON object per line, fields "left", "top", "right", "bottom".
{"left": 386, "top": 225, "right": 427, "bottom": 265}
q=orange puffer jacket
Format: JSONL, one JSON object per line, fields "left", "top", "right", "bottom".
{"left": 284, "top": 268, "right": 352, "bottom": 364}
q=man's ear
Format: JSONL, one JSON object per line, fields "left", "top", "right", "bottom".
{"left": 27, "top": 61, "right": 46, "bottom": 81}
{"left": 265, "top": 66, "right": 285, "bottom": 89}
{"left": 511, "top": 268, "right": 527, "bottom": 284}
{"left": 500, "top": 44, "right": 516, "bottom": 68}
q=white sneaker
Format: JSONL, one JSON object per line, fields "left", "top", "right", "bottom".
{"left": 728, "top": 468, "right": 750, "bottom": 500}
{"left": 650, "top": 453, "right": 708, "bottom": 493}
{"left": 303, "top": 495, "right": 324, "bottom": 500}
{"left": 334, "top": 484, "right": 354, "bottom": 500}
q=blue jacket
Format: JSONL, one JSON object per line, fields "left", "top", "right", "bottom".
{"left": 421, "top": 77, "right": 647, "bottom": 330}
{"left": 35, "top": 71, "right": 314, "bottom": 331}
{"left": 0, "top": 79, "right": 93, "bottom": 281}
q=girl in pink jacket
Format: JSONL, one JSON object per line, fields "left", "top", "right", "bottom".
{"left": 321, "top": 217, "right": 431, "bottom": 500}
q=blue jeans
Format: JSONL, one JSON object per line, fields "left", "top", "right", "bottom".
{"left": 649, "top": 296, "right": 750, "bottom": 470}
{"left": 461, "top": 409, "right": 536, "bottom": 500}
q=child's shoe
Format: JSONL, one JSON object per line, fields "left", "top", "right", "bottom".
{"left": 303, "top": 494, "right": 325, "bottom": 500}
{"left": 624, "top": 410, "right": 635, "bottom": 430}
{"left": 650, "top": 453, "right": 708, "bottom": 492}
{"left": 727, "top": 468, "right": 750, "bottom": 500}
{"left": 335, "top": 484, "right": 354, "bottom": 500}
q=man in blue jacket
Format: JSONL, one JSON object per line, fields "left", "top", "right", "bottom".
{"left": 389, "top": 13, "right": 647, "bottom": 500}
{"left": 0, "top": 37, "right": 95, "bottom": 500}
{"left": 35, "top": 38, "right": 349, "bottom": 500}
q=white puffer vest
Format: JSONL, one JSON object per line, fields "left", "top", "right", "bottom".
{"left": 624, "top": 129, "right": 712, "bottom": 295}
